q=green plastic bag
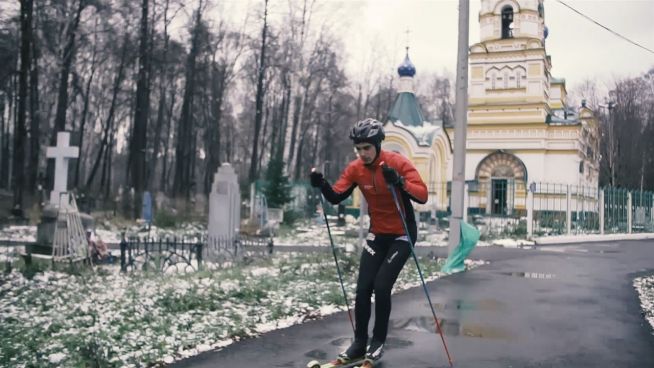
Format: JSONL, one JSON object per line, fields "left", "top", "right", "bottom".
{"left": 441, "top": 222, "right": 480, "bottom": 274}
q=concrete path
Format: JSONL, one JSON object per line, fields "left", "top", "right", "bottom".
{"left": 172, "top": 240, "right": 654, "bottom": 368}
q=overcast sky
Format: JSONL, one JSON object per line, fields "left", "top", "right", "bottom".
{"left": 218, "top": 0, "right": 654, "bottom": 92}
{"left": 3, "top": 1, "right": 651, "bottom": 92}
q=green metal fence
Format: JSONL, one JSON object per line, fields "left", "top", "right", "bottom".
{"left": 603, "top": 187, "right": 629, "bottom": 234}
{"left": 630, "top": 190, "right": 654, "bottom": 233}
{"left": 275, "top": 179, "right": 654, "bottom": 239}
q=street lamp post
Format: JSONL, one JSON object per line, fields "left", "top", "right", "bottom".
{"left": 598, "top": 98, "right": 617, "bottom": 187}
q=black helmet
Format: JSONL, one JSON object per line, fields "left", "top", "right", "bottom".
{"left": 349, "top": 118, "right": 385, "bottom": 144}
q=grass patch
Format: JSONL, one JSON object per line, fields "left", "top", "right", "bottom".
{"left": 0, "top": 250, "right": 444, "bottom": 367}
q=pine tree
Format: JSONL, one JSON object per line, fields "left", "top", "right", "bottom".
{"left": 264, "top": 156, "right": 293, "bottom": 208}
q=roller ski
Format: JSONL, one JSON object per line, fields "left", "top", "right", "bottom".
{"left": 306, "top": 356, "right": 366, "bottom": 368}
{"left": 308, "top": 340, "right": 384, "bottom": 368}
{"left": 354, "top": 340, "right": 384, "bottom": 368}
{"left": 307, "top": 340, "right": 368, "bottom": 368}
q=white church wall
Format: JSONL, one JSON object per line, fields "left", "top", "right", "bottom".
{"left": 514, "top": 152, "right": 545, "bottom": 183}
{"left": 471, "top": 82, "right": 485, "bottom": 97}
{"left": 464, "top": 152, "right": 488, "bottom": 180}
{"left": 518, "top": 19, "right": 539, "bottom": 37}
{"left": 544, "top": 153, "right": 581, "bottom": 185}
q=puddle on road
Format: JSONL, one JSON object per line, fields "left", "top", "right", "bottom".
{"left": 304, "top": 349, "right": 327, "bottom": 360}
{"left": 432, "top": 299, "right": 506, "bottom": 312}
{"left": 390, "top": 316, "right": 511, "bottom": 339}
{"left": 501, "top": 271, "right": 556, "bottom": 279}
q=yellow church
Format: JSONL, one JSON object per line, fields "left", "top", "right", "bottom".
{"left": 379, "top": 0, "right": 600, "bottom": 219}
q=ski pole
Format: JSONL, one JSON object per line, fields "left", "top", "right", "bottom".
{"left": 384, "top": 175, "right": 454, "bottom": 367}
{"left": 316, "top": 188, "right": 356, "bottom": 334}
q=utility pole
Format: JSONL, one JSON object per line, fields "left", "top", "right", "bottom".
{"left": 448, "top": 0, "right": 470, "bottom": 253}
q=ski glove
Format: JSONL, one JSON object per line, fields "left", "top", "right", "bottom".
{"left": 310, "top": 170, "right": 325, "bottom": 188}
{"left": 382, "top": 164, "right": 404, "bottom": 187}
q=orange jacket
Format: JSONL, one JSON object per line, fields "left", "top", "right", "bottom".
{"left": 321, "top": 150, "right": 428, "bottom": 235}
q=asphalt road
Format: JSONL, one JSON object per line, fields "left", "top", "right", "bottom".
{"left": 172, "top": 240, "right": 654, "bottom": 368}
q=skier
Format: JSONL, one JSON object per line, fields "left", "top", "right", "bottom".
{"left": 310, "top": 117, "right": 428, "bottom": 365}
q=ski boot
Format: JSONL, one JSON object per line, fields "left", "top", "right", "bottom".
{"left": 357, "top": 340, "right": 384, "bottom": 368}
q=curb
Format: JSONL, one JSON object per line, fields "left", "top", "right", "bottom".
{"left": 534, "top": 233, "right": 654, "bottom": 245}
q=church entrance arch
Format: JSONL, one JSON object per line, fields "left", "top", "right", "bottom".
{"left": 475, "top": 151, "right": 527, "bottom": 215}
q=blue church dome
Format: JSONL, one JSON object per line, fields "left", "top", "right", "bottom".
{"left": 397, "top": 51, "right": 416, "bottom": 77}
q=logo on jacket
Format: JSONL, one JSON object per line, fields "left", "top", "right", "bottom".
{"left": 363, "top": 242, "right": 376, "bottom": 256}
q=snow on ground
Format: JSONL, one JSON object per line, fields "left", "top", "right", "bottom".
{"left": 0, "top": 250, "right": 464, "bottom": 367}
{"left": 0, "top": 225, "right": 36, "bottom": 243}
{"left": 634, "top": 275, "right": 654, "bottom": 333}
{"left": 0, "top": 213, "right": 536, "bottom": 250}
{"left": 5, "top": 216, "right": 654, "bottom": 366}
{"left": 274, "top": 215, "right": 532, "bottom": 248}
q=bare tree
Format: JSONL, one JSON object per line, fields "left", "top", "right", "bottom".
{"left": 28, "top": 5, "right": 42, "bottom": 195}
{"left": 73, "top": 19, "right": 98, "bottom": 189}
{"left": 51, "top": 0, "right": 87, "bottom": 135}
{"left": 13, "top": 0, "right": 33, "bottom": 213}
{"left": 85, "top": 31, "right": 130, "bottom": 191}
{"left": 173, "top": 0, "right": 204, "bottom": 198}
{"left": 248, "top": 0, "right": 270, "bottom": 183}
{"left": 128, "top": 0, "right": 152, "bottom": 218}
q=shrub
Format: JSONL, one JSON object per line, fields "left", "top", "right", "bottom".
{"left": 154, "top": 209, "right": 177, "bottom": 228}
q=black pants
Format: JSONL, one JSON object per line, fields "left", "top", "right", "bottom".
{"left": 354, "top": 233, "right": 414, "bottom": 343}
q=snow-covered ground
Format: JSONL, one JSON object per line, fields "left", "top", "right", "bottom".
{"left": 2, "top": 218, "right": 652, "bottom": 366}
{"left": 0, "top": 250, "right": 480, "bottom": 367}
{"left": 635, "top": 275, "right": 654, "bottom": 332}
{"left": 0, "top": 216, "right": 536, "bottom": 253}
{"left": 273, "top": 214, "right": 533, "bottom": 248}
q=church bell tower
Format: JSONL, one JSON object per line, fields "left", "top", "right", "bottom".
{"left": 469, "top": 0, "right": 551, "bottom": 120}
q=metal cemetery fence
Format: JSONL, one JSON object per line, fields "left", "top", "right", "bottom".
{"left": 120, "top": 236, "right": 203, "bottom": 273}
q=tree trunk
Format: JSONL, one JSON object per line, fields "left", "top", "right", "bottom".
{"left": 1, "top": 88, "right": 11, "bottom": 190}
{"left": 248, "top": 0, "right": 269, "bottom": 183}
{"left": 100, "top": 126, "right": 115, "bottom": 200}
{"left": 128, "top": 0, "right": 151, "bottom": 218}
{"left": 148, "top": 0, "right": 170, "bottom": 191}
{"left": 204, "top": 62, "right": 225, "bottom": 194}
{"left": 0, "top": 97, "right": 6, "bottom": 189}
{"left": 52, "top": 0, "right": 85, "bottom": 136}
{"left": 293, "top": 129, "right": 307, "bottom": 181}
{"left": 286, "top": 94, "right": 302, "bottom": 175}
{"left": 28, "top": 14, "right": 41, "bottom": 195}
{"left": 161, "top": 88, "right": 176, "bottom": 193}
{"left": 311, "top": 117, "right": 320, "bottom": 167}
{"left": 173, "top": 0, "right": 203, "bottom": 198}
{"left": 14, "top": 0, "right": 33, "bottom": 212}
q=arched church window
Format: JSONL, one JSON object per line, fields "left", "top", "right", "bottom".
{"left": 491, "top": 73, "right": 496, "bottom": 89}
{"left": 501, "top": 6, "right": 514, "bottom": 39}
{"left": 503, "top": 72, "right": 509, "bottom": 89}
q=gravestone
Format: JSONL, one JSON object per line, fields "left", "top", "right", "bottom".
{"left": 208, "top": 163, "right": 241, "bottom": 260}
{"left": 46, "top": 132, "right": 79, "bottom": 207}
{"left": 30, "top": 131, "right": 93, "bottom": 256}
{"left": 142, "top": 191, "right": 153, "bottom": 226}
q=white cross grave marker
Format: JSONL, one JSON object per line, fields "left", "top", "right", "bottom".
{"left": 46, "top": 132, "right": 79, "bottom": 206}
